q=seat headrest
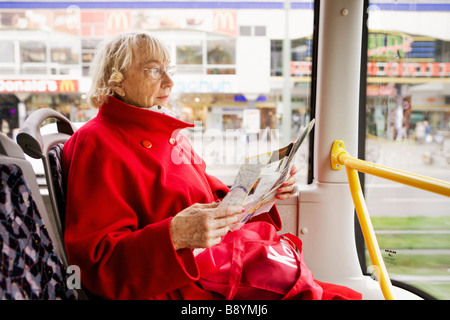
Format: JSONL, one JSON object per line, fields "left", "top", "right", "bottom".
{"left": 0, "top": 134, "right": 26, "bottom": 159}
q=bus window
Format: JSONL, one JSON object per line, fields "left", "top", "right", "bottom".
{"left": 364, "top": 1, "right": 450, "bottom": 299}
{"left": 0, "top": 1, "right": 315, "bottom": 187}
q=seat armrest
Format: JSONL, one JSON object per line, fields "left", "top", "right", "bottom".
{"left": 17, "top": 108, "right": 78, "bottom": 159}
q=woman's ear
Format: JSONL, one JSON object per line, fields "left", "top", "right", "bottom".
{"left": 109, "top": 68, "right": 125, "bottom": 97}
{"left": 112, "top": 85, "right": 125, "bottom": 97}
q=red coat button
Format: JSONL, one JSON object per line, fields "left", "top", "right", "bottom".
{"left": 141, "top": 140, "right": 152, "bottom": 148}
{"left": 169, "top": 138, "right": 176, "bottom": 145}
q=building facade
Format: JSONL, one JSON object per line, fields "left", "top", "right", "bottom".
{"left": 0, "top": 2, "right": 448, "bottom": 142}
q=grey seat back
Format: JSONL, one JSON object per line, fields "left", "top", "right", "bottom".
{"left": 17, "top": 108, "right": 77, "bottom": 259}
{"left": 0, "top": 134, "right": 77, "bottom": 299}
{"left": 48, "top": 143, "right": 66, "bottom": 228}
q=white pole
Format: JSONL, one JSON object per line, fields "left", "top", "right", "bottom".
{"left": 282, "top": 0, "right": 292, "bottom": 146}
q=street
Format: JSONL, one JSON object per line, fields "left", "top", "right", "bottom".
{"left": 365, "top": 138, "right": 450, "bottom": 217}
{"left": 202, "top": 133, "right": 450, "bottom": 217}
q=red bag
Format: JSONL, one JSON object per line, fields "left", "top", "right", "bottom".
{"left": 195, "top": 221, "right": 324, "bottom": 300}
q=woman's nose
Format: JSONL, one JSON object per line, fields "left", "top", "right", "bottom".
{"left": 161, "top": 72, "right": 174, "bottom": 88}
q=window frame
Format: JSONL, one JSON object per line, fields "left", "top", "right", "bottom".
{"left": 358, "top": 0, "right": 443, "bottom": 300}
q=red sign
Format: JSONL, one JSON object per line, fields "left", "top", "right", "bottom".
{"left": 0, "top": 80, "right": 78, "bottom": 93}
{"left": 291, "top": 61, "right": 450, "bottom": 78}
{"left": 367, "top": 62, "right": 450, "bottom": 78}
{"left": 291, "top": 61, "right": 312, "bottom": 77}
{"left": 106, "top": 12, "right": 131, "bottom": 35}
{"left": 367, "top": 85, "right": 397, "bottom": 96}
{"left": 80, "top": 11, "right": 130, "bottom": 37}
{"left": 213, "top": 11, "right": 237, "bottom": 37}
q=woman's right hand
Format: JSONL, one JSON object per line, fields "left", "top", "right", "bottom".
{"left": 170, "top": 202, "right": 243, "bottom": 250}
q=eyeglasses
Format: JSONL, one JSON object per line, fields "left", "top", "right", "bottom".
{"left": 142, "top": 65, "right": 177, "bottom": 80}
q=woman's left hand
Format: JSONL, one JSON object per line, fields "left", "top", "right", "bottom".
{"left": 275, "top": 165, "right": 299, "bottom": 200}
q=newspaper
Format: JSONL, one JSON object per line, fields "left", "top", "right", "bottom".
{"left": 220, "top": 119, "right": 315, "bottom": 231}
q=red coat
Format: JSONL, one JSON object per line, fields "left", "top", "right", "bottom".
{"left": 63, "top": 96, "right": 281, "bottom": 299}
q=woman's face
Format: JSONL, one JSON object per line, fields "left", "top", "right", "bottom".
{"left": 116, "top": 46, "right": 174, "bottom": 109}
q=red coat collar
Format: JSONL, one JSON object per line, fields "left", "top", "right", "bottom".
{"left": 98, "top": 96, "right": 194, "bottom": 135}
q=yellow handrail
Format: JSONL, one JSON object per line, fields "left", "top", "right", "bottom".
{"left": 330, "top": 140, "right": 450, "bottom": 300}
{"left": 332, "top": 142, "right": 450, "bottom": 197}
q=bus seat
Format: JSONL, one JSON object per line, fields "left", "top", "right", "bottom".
{"left": 48, "top": 143, "right": 66, "bottom": 230}
{"left": 0, "top": 134, "right": 77, "bottom": 299}
{"left": 17, "top": 108, "right": 77, "bottom": 253}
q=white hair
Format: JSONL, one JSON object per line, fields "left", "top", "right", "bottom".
{"left": 87, "top": 32, "right": 171, "bottom": 108}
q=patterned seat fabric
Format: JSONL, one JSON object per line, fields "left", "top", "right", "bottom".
{"left": 0, "top": 163, "right": 77, "bottom": 300}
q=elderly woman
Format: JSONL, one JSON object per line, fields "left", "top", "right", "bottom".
{"left": 62, "top": 32, "right": 298, "bottom": 299}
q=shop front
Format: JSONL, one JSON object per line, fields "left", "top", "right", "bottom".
{"left": 365, "top": 31, "right": 450, "bottom": 141}
{"left": 0, "top": 79, "right": 92, "bottom": 138}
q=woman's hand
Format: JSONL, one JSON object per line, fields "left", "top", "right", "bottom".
{"left": 170, "top": 202, "right": 242, "bottom": 250}
{"left": 275, "top": 165, "right": 299, "bottom": 200}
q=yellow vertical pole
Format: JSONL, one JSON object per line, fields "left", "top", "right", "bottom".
{"left": 345, "top": 166, "right": 394, "bottom": 300}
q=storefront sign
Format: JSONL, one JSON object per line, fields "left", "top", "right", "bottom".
{"left": 0, "top": 79, "right": 79, "bottom": 93}
{"left": 367, "top": 84, "right": 397, "bottom": 96}
{"left": 106, "top": 12, "right": 131, "bottom": 35}
{"left": 213, "top": 11, "right": 237, "bottom": 36}
{"left": 367, "top": 62, "right": 450, "bottom": 78}
{"left": 79, "top": 9, "right": 236, "bottom": 37}
{"left": 291, "top": 61, "right": 450, "bottom": 78}
{"left": 0, "top": 9, "right": 80, "bottom": 36}
{"left": 411, "top": 95, "right": 445, "bottom": 106}
{"left": 368, "top": 32, "right": 413, "bottom": 59}
{"left": 290, "top": 61, "right": 312, "bottom": 77}
{"left": 174, "top": 76, "right": 236, "bottom": 93}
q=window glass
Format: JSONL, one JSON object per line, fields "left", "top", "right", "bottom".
{"left": 20, "top": 41, "right": 46, "bottom": 63}
{"left": 207, "top": 40, "right": 235, "bottom": 64}
{"left": 82, "top": 39, "right": 101, "bottom": 76}
{"left": 0, "top": 1, "right": 315, "bottom": 192}
{"left": 365, "top": 1, "right": 450, "bottom": 300}
{"left": 176, "top": 40, "right": 203, "bottom": 74}
{"left": 240, "top": 26, "right": 252, "bottom": 36}
{"left": 50, "top": 43, "right": 79, "bottom": 64}
{"left": 254, "top": 26, "right": 266, "bottom": 37}
{"left": 0, "top": 41, "right": 15, "bottom": 63}
{"left": 177, "top": 41, "right": 203, "bottom": 65}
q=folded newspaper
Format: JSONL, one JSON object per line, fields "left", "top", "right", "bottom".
{"left": 220, "top": 119, "right": 315, "bottom": 231}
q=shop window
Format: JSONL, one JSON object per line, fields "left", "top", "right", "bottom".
{"left": 82, "top": 39, "right": 101, "bottom": 76}
{"left": 82, "top": 66, "right": 90, "bottom": 77}
{"left": 50, "top": 46, "right": 79, "bottom": 64}
{"left": 240, "top": 26, "right": 252, "bottom": 36}
{"left": 177, "top": 42, "right": 203, "bottom": 65}
{"left": 0, "top": 41, "right": 15, "bottom": 63}
{"left": 207, "top": 40, "right": 235, "bottom": 65}
{"left": 254, "top": 26, "right": 266, "bottom": 36}
{"left": 176, "top": 41, "right": 203, "bottom": 74}
{"left": 82, "top": 39, "right": 100, "bottom": 50}
{"left": 20, "top": 41, "right": 46, "bottom": 63}
{"left": 206, "top": 68, "right": 236, "bottom": 75}
{"left": 271, "top": 38, "right": 313, "bottom": 76}
{"left": 82, "top": 52, "right": 95, "bottom": 63}
{"left": 206, "top": 39, "right": 236, "bottom": 75}
{"left": 292, "top": 38, "right": 313, "bottom": 62}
